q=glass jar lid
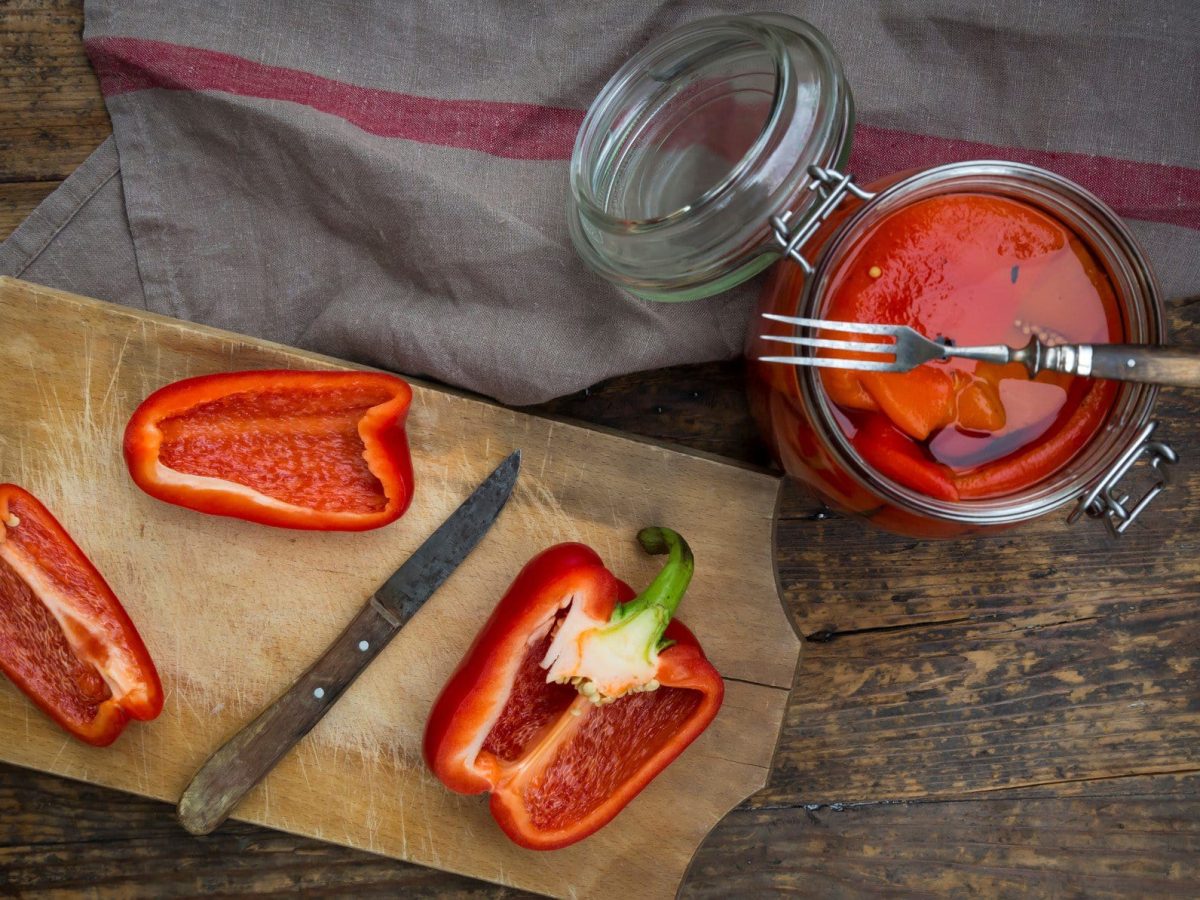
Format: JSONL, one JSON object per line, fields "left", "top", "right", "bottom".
{"left": 568, "top": 14, "right": 854, "bottom": 302}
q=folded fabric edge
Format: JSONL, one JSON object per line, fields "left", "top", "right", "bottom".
{"left": 0, "top": 138, "right": 123, "bottom": 278}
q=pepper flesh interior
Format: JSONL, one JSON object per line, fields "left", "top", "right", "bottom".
{"left": 0, "top": 551, "right": 111, "bottom": 726}
{"left": 482, "top": 607, "right": 578, "bottom": 761}
{"left": 157, "top": 385, "right": 391, "bottom": 512}
{"left": 0, "top": 487, "right": 160, "bottom": 743}
{"left": 523, "top": 687, "right": 701, "bottom": 831}
{"left": 481, "top": 613, "right": 702, "bottom": 829}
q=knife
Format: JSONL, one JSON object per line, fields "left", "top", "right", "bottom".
{"left": 176, "top": 450, "right": 521, "bottom": 836}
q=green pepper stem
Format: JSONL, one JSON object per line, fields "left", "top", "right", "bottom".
{"left": 611, "top": 528, "right": 694, "bottom": 646}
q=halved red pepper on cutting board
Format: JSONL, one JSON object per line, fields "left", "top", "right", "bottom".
{"left": 124, "top": 370, "right": 414, "bottom": 531}
{"left": 424, "top": 528, "right": 724, "bottom": 850}
{"left": 0, "top": 484, "right": 162, "bottom": 746}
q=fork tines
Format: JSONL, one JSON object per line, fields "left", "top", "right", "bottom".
{"left": 761, "top": 313, "right": 903, "bottom": 336}
{"left": 758, "top": 312, "right": 903, "bottom": 371}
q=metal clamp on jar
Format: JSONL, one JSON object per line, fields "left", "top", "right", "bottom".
{"left": 566, "top": 13, "right": 1179, "bottom": 539}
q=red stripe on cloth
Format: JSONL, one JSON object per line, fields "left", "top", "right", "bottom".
{"left": 850, "top": 125, "right": 1200, "bottom": 231}
{"left": 85, "top": 36, "right": 1200, "bottom": 229}
{"left": 85, "top": 36, "right": 583, "bottom": 160}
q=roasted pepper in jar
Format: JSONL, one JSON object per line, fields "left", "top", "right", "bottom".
{"left": 816, "top": 193, "right": 1123, "bottom": 500}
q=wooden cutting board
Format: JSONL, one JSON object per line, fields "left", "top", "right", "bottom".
{"left": 0, "top": 277, "right": 798, "bottom": 898}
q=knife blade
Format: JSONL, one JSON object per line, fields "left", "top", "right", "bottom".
{"left": 177, "top": 450, "right": 521, "bottom": 836}
{"left": 373, "top": 449, "right": 521, "bottom": 626}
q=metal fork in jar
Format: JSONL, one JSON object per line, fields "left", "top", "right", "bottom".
{"left": 759, "top": 313, "right": 1200, "bottom": 388}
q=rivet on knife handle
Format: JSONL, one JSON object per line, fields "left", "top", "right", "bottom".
{"left": 176, "top": 450, "right": 522, "bottom": 835}
{"left": 177, "top": 600, "right": 395, "bottom": 835}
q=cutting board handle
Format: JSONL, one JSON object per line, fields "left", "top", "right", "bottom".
{"left": 177, "top": 598, "right": 398, "bottom": 835}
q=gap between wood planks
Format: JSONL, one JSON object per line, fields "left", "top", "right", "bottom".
{"left": 799, "top": 610, "right": 1123, "bottom": 643}
{"left": 804, "top": 616, "right": 978, "bottom": 643}
{"left": 746, "top": 767, "right": 1200, "bottom": 813}
{"left": 797, "top": 594, "right": 1200, "bottom": 642}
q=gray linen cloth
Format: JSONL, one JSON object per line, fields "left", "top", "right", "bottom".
{"left": 2, "top": 1, "right": 1197, "bottom": 404}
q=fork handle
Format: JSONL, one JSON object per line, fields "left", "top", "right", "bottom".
{"left": 1079, "top": 345, "right": 1200, "bottom": 388}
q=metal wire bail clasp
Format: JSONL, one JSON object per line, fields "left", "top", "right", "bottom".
{"left": 770, "top": 166, "right": 875, "bottom": 274}
{"left": 1068, "top": 421, "right": 1179, "bottom": 536}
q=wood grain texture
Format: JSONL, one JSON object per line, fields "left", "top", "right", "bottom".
{"left": 0, "top": 277, "right": 797, "bottom": 899}
{"left": 7, "top": 765, "right": 1199, "bottom": 898}
{"left": 0, "top": 0, "right": 110, "bottom": 182}
{"left": 0, "top": 180, "right": 61, "bottom": 239}
{"left": 684, "top": 774, "right": 1200, "bottom": 898}
{"left": 535, "top": 361, "right": 771, "bottom": 465}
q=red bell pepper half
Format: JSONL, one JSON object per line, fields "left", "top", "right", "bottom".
{"left": 424, "top": 528, "right": 724, "bottom": 850}
{"left": 124, "top": 370, "right": 414, "bottom": 531}
{"left": 0, "top": 484, "right": 163, "bottom": 746}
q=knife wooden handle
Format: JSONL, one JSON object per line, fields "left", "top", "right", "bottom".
{"left": 177, "top": 597, "right": 399, "bottom": 835}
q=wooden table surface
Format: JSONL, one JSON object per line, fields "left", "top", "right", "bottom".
{"left": 2, "top": 2, "right": 1198, "bottom": 896}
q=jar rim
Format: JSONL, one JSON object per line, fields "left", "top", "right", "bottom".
{"left": 567, "top": 13, "right": 853, "bottom": 301}
{"left": 794, "top": 161, "right": 1164, "bottom": 526}
{"left": 568, "top": 17, "right": 792, "bottom": 230}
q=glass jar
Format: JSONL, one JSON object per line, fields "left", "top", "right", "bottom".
{"left": 747, "top": 162, "right": 1176, "bottom": 537}
{"left": 568, "top": 14, "right": 1179, "bottom": 537}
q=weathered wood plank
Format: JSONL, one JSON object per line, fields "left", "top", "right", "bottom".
{"left": 0, "top": 0, "right": 110, "bottom": 182}
{"left": 8, "top": 765, "right": 1198, "bottom": 898}
{"left": 534, "top": 360, "right": 770, "bottom": 467}
{"left": 760, "top": 597, "right": 1200, "bottom": 805}
{"left": 685, "top": 774, "right": 1200, "bottom": 898}
{"left": 774, "top": 422, "right": 1200, "bottom": 635}
{"left": 0, "top": 179, "right": 59, "bottom": 239}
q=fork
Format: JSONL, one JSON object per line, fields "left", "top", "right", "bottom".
{"left": 759, "top": 313, "right": 1200, "bottom": 388}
